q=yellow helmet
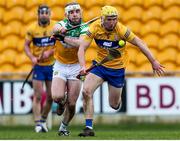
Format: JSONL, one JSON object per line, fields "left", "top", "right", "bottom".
{"left": 101, "top": 6, "right": 118, "bottom": 17}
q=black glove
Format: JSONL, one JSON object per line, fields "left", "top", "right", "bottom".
{"left": 53, "top": 34, "right": 65, "bottom": 41}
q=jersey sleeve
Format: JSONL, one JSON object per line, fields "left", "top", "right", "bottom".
{"left": 25, "top": 24, "right": 34, "bottom": 41}
{"left": 56, "top": 19, "right": 67, "bottom": 28}
{"left": 81, "top": 23, "right": 96, "bottom": 42}
{"left": 118, "top": 23, "right": 136, "bottom": 41}
{"left": 57, "top": 21, "right": 64, "bottom": 27}
{"left": 80, "top": 25, "right": 88, "bottom": 36}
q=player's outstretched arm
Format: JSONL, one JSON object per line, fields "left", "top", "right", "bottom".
{"left": 78, "top": 37, "right": 91, "bottom": 74}
{"left": 129, "top": 36, "right": 165, "bottom": 76}
{"left": 64, "top": 37, "right": 80, "bottom": 47}
{"left": 53, "top": 23, "right": 80, "bottom": 47}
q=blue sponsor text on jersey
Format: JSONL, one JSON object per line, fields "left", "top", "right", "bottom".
{"left": 33, "top": 37, "right": 56, "bottom": 47}
{"left": 95, "top": 39, "right": 122, "bottom": 49}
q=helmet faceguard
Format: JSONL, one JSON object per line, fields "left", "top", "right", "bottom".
{"left": 101, "top": 6, "right": 118, "bottom": 31}
{"left": 38, "top": 4, "right": 51, "bottom": 25}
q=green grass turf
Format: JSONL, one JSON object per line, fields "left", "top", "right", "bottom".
{"left": 1, "top": 122, "right": 180, "bottom": 140}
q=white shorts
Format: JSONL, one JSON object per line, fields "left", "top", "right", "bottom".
{"left": 53, "top": 60, "right": 81, "bottom": 81}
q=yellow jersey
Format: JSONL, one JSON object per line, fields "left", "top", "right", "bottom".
{"left": 25, "top": 20, "right": 56, "bottom": 66}
{"left": 83, "top": 19, "right": 136, "bottom": 69}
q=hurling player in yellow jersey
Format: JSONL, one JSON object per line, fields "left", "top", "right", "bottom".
{"left": 24, "top": 4, "right": 56, "bottom": 133}
{"left": 51, "top": 2, "right": 88, "bottom": 136}
{"left": 78, "top": 6, "right": 165, "bottom": 136}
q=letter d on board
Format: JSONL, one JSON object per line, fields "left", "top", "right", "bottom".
{"left": 160, "top": 85, "right": 175, "bottom": 108}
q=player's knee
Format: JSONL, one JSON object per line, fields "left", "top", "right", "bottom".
{"left": 46, "top": 94, "right": 53, "bottom": 101}
{"left": 82, "top": 87, "right": 92, "bottom": 100}
{"left": 52, "top": 95, "right": 64, "bottom": 103}
{"left": 68, "top": 103, "right": 76, "bottom": 112}
{"left": 34, "top": 87, "right": 42, "bottom": 95}
{"left": 46, "top": 96, "right": 53, "bottom": 104}
{"left": 33, "top": 95, "right": 41, "bottom": 102}
{"left": 68, "top": 99, "right": 76, "bottom": 107}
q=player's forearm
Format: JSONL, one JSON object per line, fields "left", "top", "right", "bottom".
{"left": 24, "top": 42, "right": 34, "bottom": 60}
{"left": 25, "top": 47, "right": 34, "bottom": 60}
{"left": 131, "top": 37, "right": 156, "bottom": 64}
{"left": 78, "top": 46, "right": 86, "bottom": 68}
{"left": 64, "top": 37, "right": 80, "bottom": 47}
{"left": 78, "top": 37, "right": 91, "bottom": 68}
{"left": 138, "top": 41, "right": 156, "bottom": 64}
{"left": 47, "top": 48, "right": 54, "bottom": 56}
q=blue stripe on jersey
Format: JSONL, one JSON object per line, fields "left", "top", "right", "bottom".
{"left": 94, "top": 39, "right": 122, "bottom": 49}
{"left": 33, "top": 37, "right": 56, "bottom": 47}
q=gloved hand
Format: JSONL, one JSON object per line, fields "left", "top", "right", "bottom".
{"left": 52, "top": 34, "right": 65, "bottom": 41}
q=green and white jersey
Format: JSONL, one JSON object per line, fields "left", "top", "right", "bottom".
{"left": 54, "top": 19, "right": 88, "bottom": 64}
{"left": 57, "top": 18, "right": 88, "bottom": 38}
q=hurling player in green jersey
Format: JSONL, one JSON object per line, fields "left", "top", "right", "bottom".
{"left": 52, "top": 2, "right": 88, "bottom": 136}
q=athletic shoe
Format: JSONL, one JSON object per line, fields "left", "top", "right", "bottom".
{"left": 57, "top": 93, "right": 67, "bottom": 116}
{"left": 35, "top": 125, "right": 42, "bottom": 133}
{"left": 78, "top": 127, "right": 95, "bottom": 137}
{"left": 58, "top": 129, "right": 70, "bottom": 136}
{"left": 40, "top": 122, "right": 48, "bottom": 132}
{"left": 34, "top": 123, "right": 48, "bottom": 133}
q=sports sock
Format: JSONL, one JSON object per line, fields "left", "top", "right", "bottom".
{"left": 40, "top": 116, "right": 47, "bottom": 123}
{"left": 85, "top": 119, "right": 93, "bottom": 129}
{"left": 59, "top": 121, "right": 68, "bottom": 131}
{"left": 35, "top": 120, "right": 41, "bottom": 126}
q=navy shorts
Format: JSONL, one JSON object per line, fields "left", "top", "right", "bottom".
{"left": 33, "top": 65, "right": 53, "bottom": 81}
{"left": 90, "top": 61, "right": 125, "bottom": 88}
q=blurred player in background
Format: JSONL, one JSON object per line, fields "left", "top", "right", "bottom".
{"left": 77, "top": 6, "right": 165, "bottom": 136}
{"left": 24, "top": 4, "right": 56, "bottom": 133}
{"left": 51, "top": 2, "right": 88, "bottom": 136}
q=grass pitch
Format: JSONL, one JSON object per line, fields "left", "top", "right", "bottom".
{"left": 1, "top": 122, "right": 180, "bottom": 140}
